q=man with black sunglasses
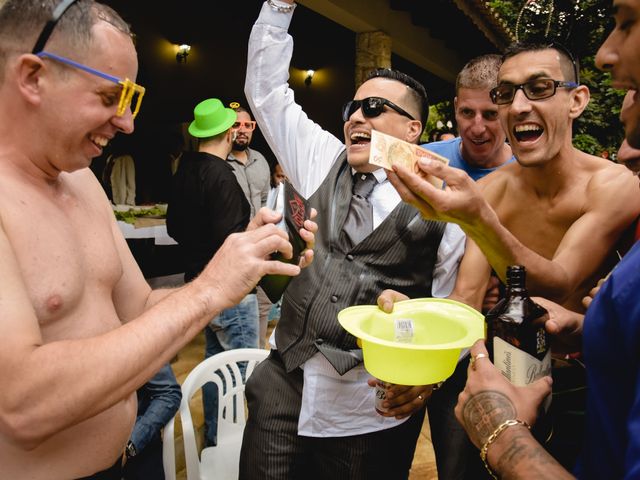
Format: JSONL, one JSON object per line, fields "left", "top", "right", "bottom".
{"left": 0, "top": 1, "right": 316, "bottom": 479}
{"left": 382, "top": 41, "right": 640, "bottom": 476}
{"left": 240, "top": 1, "right": 466, "bottom": 478}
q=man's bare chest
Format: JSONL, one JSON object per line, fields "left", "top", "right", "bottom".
{"left": 493, "top": 191, "right": 584, "bottom": 260}
{"left": 1, "top": 194, "right": 122, "bottom": 330}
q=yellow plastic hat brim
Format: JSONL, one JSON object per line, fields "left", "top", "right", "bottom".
{"left": 338, "top": 298, "right": 485, "bottom": 384}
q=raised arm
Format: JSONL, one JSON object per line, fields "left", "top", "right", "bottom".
{"left": 245, "top": 0, "right": 344, "bottom": 197}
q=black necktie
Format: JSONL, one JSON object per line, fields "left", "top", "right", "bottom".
{"left": 342, "top": 173, "right": 377, "bottom": 248}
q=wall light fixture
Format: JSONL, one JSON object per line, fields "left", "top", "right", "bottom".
{"left": 304, "top": 69, "right": 315, "bottom": 86}
{"left": 176, "top": 44, "right": 191, "bottom": 63}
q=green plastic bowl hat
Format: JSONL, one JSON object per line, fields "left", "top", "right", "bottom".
{"left": 188, "top": 98, "right": 237, "bottom": 138}
{"left": 338, "top": 298, "right": 484, "bottom": 385}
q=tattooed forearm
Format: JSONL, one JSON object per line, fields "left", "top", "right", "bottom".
{"left": 495, "top": 430, "right": 574, "bottom": 480}
{"left": 462, "top": 390, "right": 516, "bottom": 446}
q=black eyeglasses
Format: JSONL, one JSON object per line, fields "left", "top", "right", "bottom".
{"left": 342, "top": 97, "right": 415, "bottom": 122}
{"left": 490, "top": 78, "right": 579, "bottom": 105}
{"left": 32, "top": 0, "right": 79, "bottom": 54}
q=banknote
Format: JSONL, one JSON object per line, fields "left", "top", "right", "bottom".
{"left": 369, "top": 129, "right": 449, "bottom": 188}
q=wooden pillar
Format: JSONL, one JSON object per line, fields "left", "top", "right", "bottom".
{"left": 355, "top": 31, "right": 392, "bottom": 89}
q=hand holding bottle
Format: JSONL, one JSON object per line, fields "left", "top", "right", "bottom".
{"left": 455, "top": 340, "right": 553, "bottom": 450}
{"left": 532, "top": 296, "right": 584, "bottom": 354}
{"left": 368, "top": 378, "right": 433, "bottom": 419}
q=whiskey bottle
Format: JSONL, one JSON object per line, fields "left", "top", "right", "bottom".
{"left": 485, "top": 265, "right": 552, "bottom": 439}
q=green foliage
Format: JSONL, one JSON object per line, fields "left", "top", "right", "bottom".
{"left": 572, "top": 133, "right": 602, "bottom": 155}
{"left": 114, "top": 206, "right": 167, "bottom": 224}
{"left": 422, "top": 101, "right": 455, "bottom": 143}
{"left": 575, "top": 55, "right": 625, "bottom": 155}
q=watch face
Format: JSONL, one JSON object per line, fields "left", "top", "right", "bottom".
{"left": 126, "top": 441, "right": 137, "bottom": 458}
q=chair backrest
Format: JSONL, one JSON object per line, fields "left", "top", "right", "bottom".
{"left": 163, "top": 348, "right": 269, "bottom": 480}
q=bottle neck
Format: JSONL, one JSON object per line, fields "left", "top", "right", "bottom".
{"left": 506, "top": 285, "right": 527, "bottom": 296}
{"left": 506, "top": 267, "right": 526, "bottom": 293}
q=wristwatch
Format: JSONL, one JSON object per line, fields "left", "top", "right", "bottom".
{"left": 266, "top": 0, "right": 295, "bottom": 13}
{"left": 125, "top": 440, "right": 137, "bottom": 458}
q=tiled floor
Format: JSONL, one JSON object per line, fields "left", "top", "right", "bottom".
{"left": 168, "top": 329, "right": 438, "bottom": 479}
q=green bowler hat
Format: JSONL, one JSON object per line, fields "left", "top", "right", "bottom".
{"left": 188, "top": 98, "right": 237, "bottom": 138}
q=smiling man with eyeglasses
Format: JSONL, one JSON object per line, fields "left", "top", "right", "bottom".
{"left": 0, "top": 1, "right": 317, "bottom": 479}
{"left": 384, "top": 40, "right": 640, "bottom": 475}
{"left": 241, "top": 1, "right": 467, "bottom": 478}
{"left": 444, "top": 8, "right": 640, "bottom": 478}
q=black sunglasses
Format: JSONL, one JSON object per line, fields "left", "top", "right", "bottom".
{"left": 32, "top": 0, "right": 79, "bottom": 54}
{"left": 490, "top": 78, "right": 578, "bottom": 105}
{"left": 342, "top": 97, "right": 415, "bottom": 122}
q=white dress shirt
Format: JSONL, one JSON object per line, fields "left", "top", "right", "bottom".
{"left": 247, "top": 1, "right": 466, "bottom": 438}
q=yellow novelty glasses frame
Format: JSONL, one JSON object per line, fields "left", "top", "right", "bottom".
{"left": 37, "top": 51, "right": 145, "bottom": 119}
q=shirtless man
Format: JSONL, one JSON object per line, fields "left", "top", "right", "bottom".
{"left": 386, "top": 42, "right": 640, "bottom": 314}
{"left": 380, "top": 42, "right": 640, "bottom": 478}
{"left": 449, "top": 3, "right": 640, "bottom": 477}
{"left": 0, "top": 1, "right": 314, "bottom": 478}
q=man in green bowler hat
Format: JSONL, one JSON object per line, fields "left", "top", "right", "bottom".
{"left": 167, "top": 98, "right": 260, "bottom": 447}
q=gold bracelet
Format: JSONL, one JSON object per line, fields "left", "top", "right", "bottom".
{"left": 480, "top": 419, "right": 531, "bottom": 479}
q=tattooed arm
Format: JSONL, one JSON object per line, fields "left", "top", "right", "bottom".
{"left": 455, "top": 340, "right": 574, "bottom": 480}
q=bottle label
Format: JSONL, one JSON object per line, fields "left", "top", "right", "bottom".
{"left": 493, "top": 336, "right": 551, "bottom": 386}
{"left": 375, "top": 381, "right": 393, "bottom": 414}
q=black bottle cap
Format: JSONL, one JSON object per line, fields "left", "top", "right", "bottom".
{"left": 506, "top": 265, "right": 526, "bottom": 289}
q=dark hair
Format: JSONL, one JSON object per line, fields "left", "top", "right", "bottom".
{"left": 231, "top": 105, "right": 254, "bottom": 120}
{"left": 502, "top": 41, "right": 579, "bottom": 84}
{"left": 269, "top": 161, "right": 282, "bottom": 189}
{"left": 0, "top": 0, "right": 131, "bottom": 78}
{"left": 365, "top": 68, "right": 429, "bottom": 129}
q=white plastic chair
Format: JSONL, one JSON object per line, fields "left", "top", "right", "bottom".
{"left": 163, "top": 348, "right": 269, "bottom": 480}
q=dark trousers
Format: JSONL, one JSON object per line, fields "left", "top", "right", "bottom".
{"left": 76, "top": 458, "right": 122, "bottom": 480}
{"left": 239, "top": 350, "right": 425, "bottom": 479}
{"left": 427, "top": 355, "right": 491, "bottom": 480}
{"left": 122, "top": 434, "right": 165, "bottom": 480}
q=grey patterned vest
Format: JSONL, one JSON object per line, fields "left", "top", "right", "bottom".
{"left": 276, "top": 151, "right": 446, "bottom": 373}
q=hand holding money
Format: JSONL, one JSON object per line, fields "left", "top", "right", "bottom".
{"left": 369, "top": 129, "right": 449, "bottom": 188}
{"left": 383, "top": 132, "right": 489, "bottom": 228}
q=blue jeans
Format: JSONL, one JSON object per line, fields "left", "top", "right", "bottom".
{"left": 203, "top": 293, "right": 259, "bottom": 446}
